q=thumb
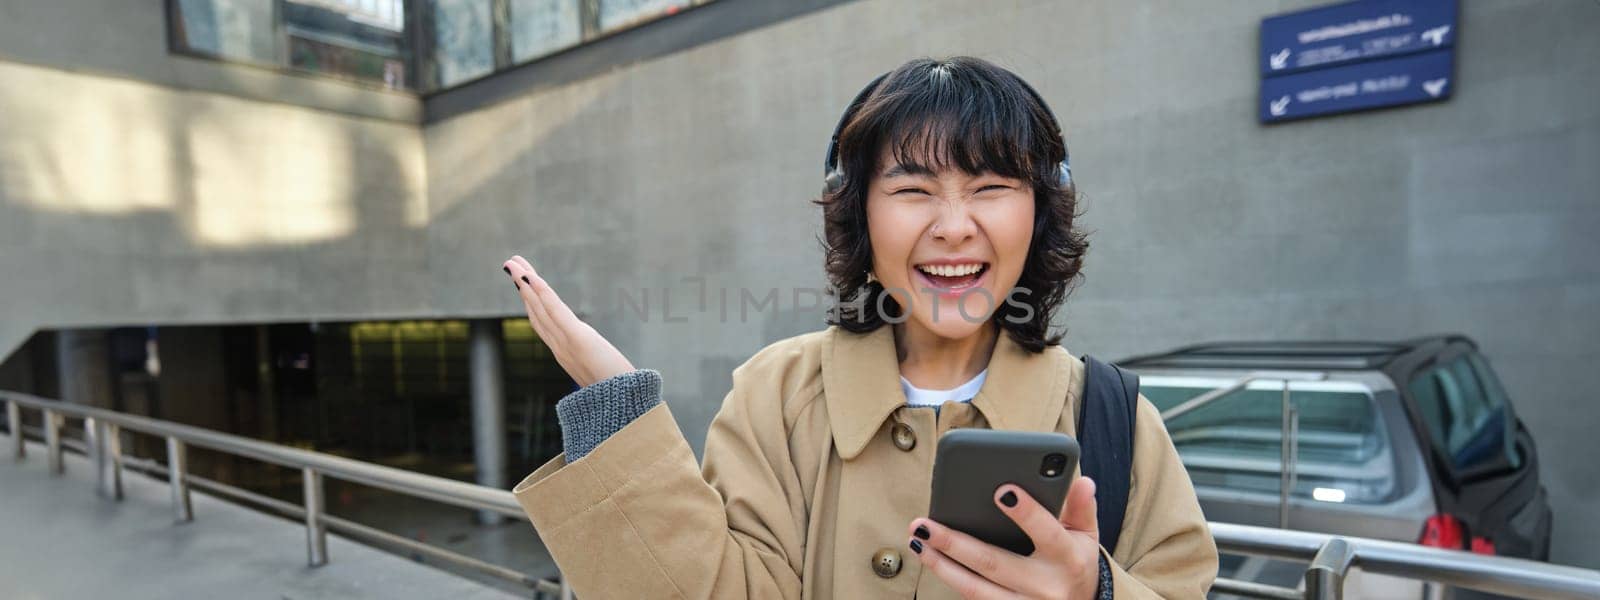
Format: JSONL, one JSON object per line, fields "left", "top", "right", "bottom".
{"left": 1059, "top": 475, "right": 1099, "bottom": 539}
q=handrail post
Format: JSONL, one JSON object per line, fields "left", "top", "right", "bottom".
{"left": 89, "top": 417, "right": 123, "bottom": 499}
{"left": 1287, "top": 407, "right": 1300, "bottom": 517}
{"left": 6, "top": 399, "right": 22, "bottom": 460}
{"left": 1279, "top": 381, "right": 1293, "bottom": 529}
{"left": 167, "top": 436, "right": 193, "bottom": 522}
{"left": 303, "top": 467, "right": 328, "bottom": 566}
{"left": 45, "top": 409, "right": 62, "bottom": 474}
{"left": 106, "top": 423, "right": 124, "bottom": 500}
{"left": 1304, "top": 537, "right": 1356, "bottom": 599}
{"left": 88, "top": 417, "right": 107, "bottom": 496}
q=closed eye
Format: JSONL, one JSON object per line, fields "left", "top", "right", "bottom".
{"left": 978, "top": 185, "right": 1012, "bottom": 193}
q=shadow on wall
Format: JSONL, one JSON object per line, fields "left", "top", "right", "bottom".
{"left": 0, "top": 58, "right": 440, "bottom": 360}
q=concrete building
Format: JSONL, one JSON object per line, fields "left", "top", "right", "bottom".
{"left": 1, "top": 0, "right": 1595, "bottom": 569}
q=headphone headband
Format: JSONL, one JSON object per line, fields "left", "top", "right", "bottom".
{"left": 822, "top": 73, "right": 890, "bottom": 176}
{"left": 822, "top": 67, "right": 1071, "bottom": 193}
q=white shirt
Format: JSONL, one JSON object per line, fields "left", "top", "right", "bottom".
{"left": 900, "top": 369, "right": 988, "bottom": 407}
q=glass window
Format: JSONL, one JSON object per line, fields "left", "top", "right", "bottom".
{"left": 1407, "top": 355, "right": 1514, "bottom": 472}
{"left": 510, "top": 0, "right": 583, "bottom": 63}
{"left": 1143, "top": 377, "right": 1395, "bottom": 504}
{"left": 598, "top": 0, "right": 693, "bottom": 33}
{"left": 429, "top": 0, "right": 496, "bottom": 88}
{"left": 284, "top": 0, "right": 411, "bottom": 89}
{"left": 1467, "top": 353, "right": 1521, "bottom": 469}
{"left": 171, "top": 0, "right": 281, "bottom": 64}
{"left": 171, "top": 0, "right": 412, "bottom": 89}
{"left": 168, "top": 0, "right": 715, "bottom": 92}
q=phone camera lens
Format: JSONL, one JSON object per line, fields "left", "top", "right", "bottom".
{"left": 1040, "top": 453, "right": 1067, "bottom": 478}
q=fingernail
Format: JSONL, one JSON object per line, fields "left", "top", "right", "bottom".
{"left": 913, "top": 525, "right": 929, "bottom": 540}
{"left": 909, "top": 539, "right": 923, "bottom": 554}
{"left": 513, "top": 281, "right": 520, "bottom": 289}
{"left": 1000, "top": 490, "right": 1017, "bottom": 507}
{"left": 503, "top": 266, "right": 511, "bottom": 275}
{"left": 521, "top": 275, "right": 531, "bottom": 286}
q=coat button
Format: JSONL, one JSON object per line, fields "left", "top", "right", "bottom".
{"left": 891, "top": 422, "right": 916, "bottom": 451}
{"left": 871, "top": 547, "right": 903, "bottom": 578}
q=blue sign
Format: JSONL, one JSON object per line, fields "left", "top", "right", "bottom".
{"left": 1261, "top": 0, "right": 1457, "bottom": 76}
{"left": 1260, "top": 50, "right": 1453, "bottom": 123}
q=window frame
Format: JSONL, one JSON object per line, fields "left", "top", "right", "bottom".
{"left": 419, "top": 0, "right": 717, "bottom": 92}
{"left": 164, "top": 0, "right": 721, "bottom": 94}
{"left": 166, "top": 0, "right": 421, "bottom": 92}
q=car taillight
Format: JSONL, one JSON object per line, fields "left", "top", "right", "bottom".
{"left": 1419, "top": 514, "right": 1465, "bottom": 549}
{"left": 1470, "top": 536, "right": 1496, "bottom": 555}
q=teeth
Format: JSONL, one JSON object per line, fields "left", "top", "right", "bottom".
{"left": 918, "top": 263, "right": 984, "bottom": 277}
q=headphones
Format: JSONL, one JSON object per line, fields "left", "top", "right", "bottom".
{"left": 821, "top": 69, "right": 1072, "bottom": 196}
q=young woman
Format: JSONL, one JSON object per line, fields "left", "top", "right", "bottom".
{"left": 501, "top": 56, "right": 1216, "bottom": 599}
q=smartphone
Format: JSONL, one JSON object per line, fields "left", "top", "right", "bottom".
{"left": 927, "top": 428, "right": 1080, "bottom": 556}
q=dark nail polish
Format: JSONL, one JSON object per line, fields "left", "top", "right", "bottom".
{"left": 503, "top": 266, "right": 511, "bottom": 275}
{"left": 914, "top": 525, "right": 929, "bottom": 540}
{"left": 909, "top": 539, "right": 922, "bottom": 554}
{"left": 513, "top": 281, "right": 520, "bottom": 289}
{"left": 1000, "top": 491, "right": 1017, "bottom": 507}
{"left": 521, "top": 275, "right": 531, "bottom": 285}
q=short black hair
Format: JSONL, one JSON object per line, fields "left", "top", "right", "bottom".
{"left": 814, "top": 56, "right": 1088, "bottom": 353}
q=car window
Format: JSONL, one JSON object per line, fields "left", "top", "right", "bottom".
{"left": 1467, "top": 353, "right": 1522, "bottom": 469}
{"left": 1407, "top": 355, "right": 1515, "bottom": 472}
{"left": 1143, "top": 377, "right": 1395, "bottom": 504}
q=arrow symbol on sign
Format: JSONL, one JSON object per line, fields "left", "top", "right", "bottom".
{"left": 1422, "top": 25, "right": 1451, "bottom": 46}
{"left": 1270, "top": 48, "right": 1291, "bottom": 70}
{"left": 1269, "top": 95, "right": 1291, "bottom": 116}
{"left": 1422, "top": 78, "right": 1448, "bottom": 97}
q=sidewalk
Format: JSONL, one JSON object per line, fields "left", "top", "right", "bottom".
{"left": 0, "top": 440, "right": 521, "bottom": 599}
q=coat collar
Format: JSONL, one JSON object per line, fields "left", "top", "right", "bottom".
{"left": 820, "top": 325, "right": 1074, "bottom": 460}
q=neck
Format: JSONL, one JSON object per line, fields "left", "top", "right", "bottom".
{"left": 893, "top": 321, "right": 999, "bottom": 390}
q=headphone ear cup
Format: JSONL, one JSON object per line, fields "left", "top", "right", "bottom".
{"left": 823, "top": 170, "right": 844, "bottom": 195}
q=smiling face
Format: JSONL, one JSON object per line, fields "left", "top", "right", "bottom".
{"left": 865, "top": 144, "right": 1036, "bottom": 341}
{"left": 819, "top": 57, "right": 1087, "bottom": 353}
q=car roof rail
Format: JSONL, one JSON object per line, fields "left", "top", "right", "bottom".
{"left": 1117, "top": 335, "right": 1480, "bottom": 371}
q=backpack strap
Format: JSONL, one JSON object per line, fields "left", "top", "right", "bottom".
{"left": 1077, "top": 355, "right": 1140, "bottom": 556}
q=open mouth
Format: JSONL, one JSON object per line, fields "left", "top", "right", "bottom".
{"left": 913, "top": 262, "right": 990, "bottom": 294}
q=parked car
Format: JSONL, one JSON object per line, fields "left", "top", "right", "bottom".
{"left": 1119, "top": 336, "right": 1552, "bottom": 598}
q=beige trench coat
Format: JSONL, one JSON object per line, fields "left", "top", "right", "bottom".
{"left": 513, "top": 325, "right": 1218, "bottom": 599}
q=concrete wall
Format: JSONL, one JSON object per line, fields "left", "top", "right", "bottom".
{"left": 422, "top": 0, "right": 1599, "bottom": 567}
{"left": 0, "top": 0, "right": 1595, "bottom": 568}
{"left": 0, "top": 1, "right": 430, "bottom": 360}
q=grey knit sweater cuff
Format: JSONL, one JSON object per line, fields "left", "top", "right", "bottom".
{"left": 555, "top": 369, "right": 663, "bottom": 462}
{"left": 1097, "top": 552, "right": 1113, "bottom": 599}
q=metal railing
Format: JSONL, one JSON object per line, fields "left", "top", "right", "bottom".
{"left": 1, "top": 390, "right": 571, "bottom": 598}
{"left": 7, "top": 391, "right": 1600, "bottom": 599}
{"left": 1210, "top": 522, "right": 1600, "bottom": 599}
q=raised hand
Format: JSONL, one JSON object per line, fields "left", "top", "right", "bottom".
{"left": 502, "top": 255, "right": 636, "bottom": 387}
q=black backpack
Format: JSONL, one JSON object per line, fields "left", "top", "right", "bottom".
{"left": 1076, "top": 356, "right": 1140, "bottom": 556}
